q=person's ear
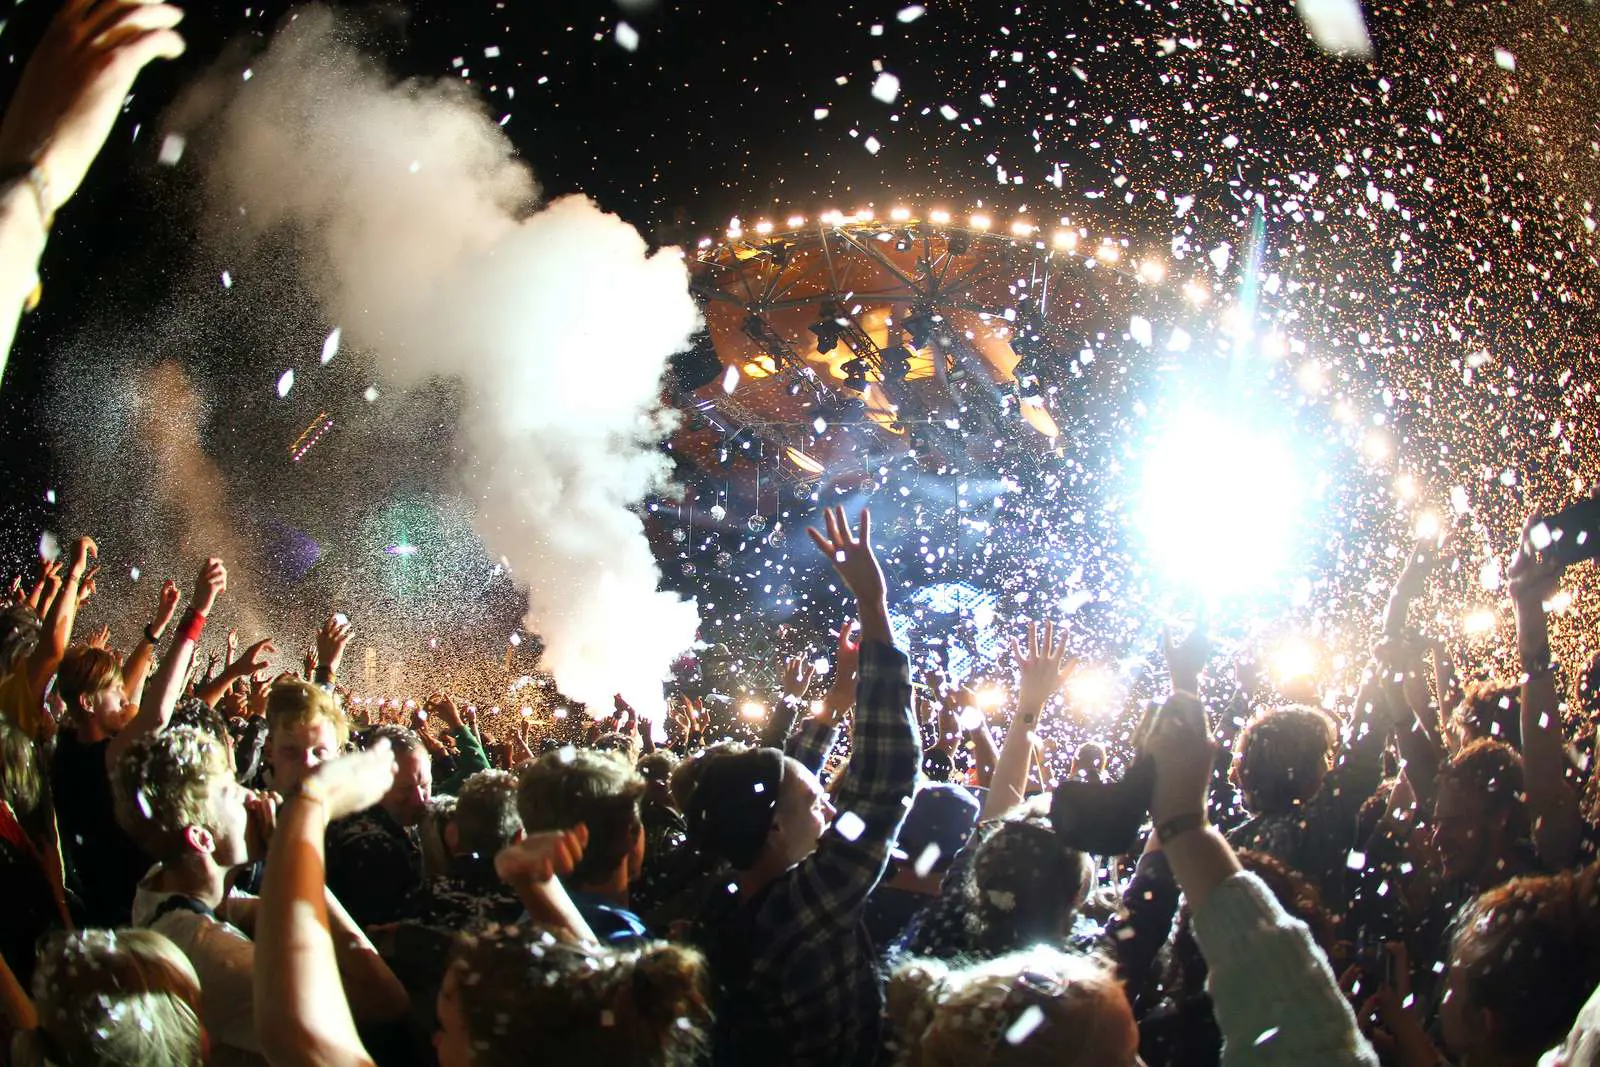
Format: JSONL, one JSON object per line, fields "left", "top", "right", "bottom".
{"left": 183, "top": 825, "right": 216, "bottom": 855}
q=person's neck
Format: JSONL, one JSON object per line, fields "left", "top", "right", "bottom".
{"left": 576, "top": 864, "right": 632, "bottom": 909}
{"left": 77, "top": 718, "right": 112, "bottom": 744}
{"left": 152, "top": 852, "right": 231, "bottom": 909}
{"left": 737, "top": 847, "right": 797, "bottom": 899}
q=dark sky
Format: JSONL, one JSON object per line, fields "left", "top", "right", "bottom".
{"left": 3, "top": 0, "right": 1600, "bottom": 696}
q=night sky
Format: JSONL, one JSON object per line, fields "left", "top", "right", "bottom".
{"left": 2, "top": 0, "right": 1600, "bottom": 731}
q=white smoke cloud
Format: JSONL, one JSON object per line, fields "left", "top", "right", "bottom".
{"left": 192, "top": 6, "right": 700, "bottom": 710}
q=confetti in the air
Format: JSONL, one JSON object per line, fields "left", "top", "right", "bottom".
{"left": 277, "top": 370, "right": 295, "bottom": 398}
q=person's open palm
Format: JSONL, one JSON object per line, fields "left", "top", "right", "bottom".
{"left": 496, "top": 825, "right": 588, "bottom": 886}
{"left": 807, "top": 506, "right": 886, "bottom": 606}
{"left": 0, "top": 0, "right": 187, "bottom": 212}
{"left": 1013, "top": 619, "right": 1073, "bottom": 710}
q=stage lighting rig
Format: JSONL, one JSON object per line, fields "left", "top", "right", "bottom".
{"left": 810, "top": 302, "right": 845, "bottom": 354}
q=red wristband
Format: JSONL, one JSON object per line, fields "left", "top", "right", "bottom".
{"left": 177, "top": 609, "right": 207, "bottom": 645}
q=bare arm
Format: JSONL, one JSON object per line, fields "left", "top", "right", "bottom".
{"left": 1509, "top": 529, "right": 1584, "bottom": 870}
{"left": 325, "top": 890, "right": 408, "bottom": 1022}
{"left": 120, "top": 580, "right": 181, "bottom": 704}
{"left": 255, "top": 746, "right": 397, "bottom": 1067}
{"left": 981, "top": 620, "right": 1071, "bottom": 822}
{"left": 26, "top": 538, "right": 94, "bottom": 705}
{"left": 198, "top": 638, "right": 277, "bottom": 708}
{"left": 109, "top": 559, "right": 225, "bottom": 771}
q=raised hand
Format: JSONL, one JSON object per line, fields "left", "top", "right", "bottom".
{"left": 1013, "top": 619, "right": 1074, "bottom": 714}
{"left": 1507, "top": 511, "right": 1564, "bottom": 609}
{"left": 820, "top": 620, "right": 860, "bottom": 722}
{"left": 228, "top": 638, "right": 276, "bottom": 680}
{"left": 75, "top": 562, "right": 100, "bottom": 606}
{"left": 302, "top": 742, "right": 398, "bottom": 822}
{"left": 226, "top": 627, "right": 240, "bottom": 661}
{"left": 781, "top": 653, "right": 816, "bottom": 708}
{"left": 86, "top": 623, "right": 111, "bottom": 650}
{"left": 315, "top": 614, "right": 352, "bottom": 675}
{"left": 1162, "top": 623, "right": 1212, "bottom": 696}
{"left": 153, "top": 579, "right": 180, "bottom": 628}
{"left": 496, "top": 825, "right": 589, "bottom": 887}
{"left": 0, "top": 0, "right": 187, "bottom": 213}
{"left": 807, "top": 506, "right": 887, "bottom": 610}
{"left": 191, "top": 558, "right": 227, "bottom": 615}
{"left": 427, "top": 693, "right": 464, "bottom": 731}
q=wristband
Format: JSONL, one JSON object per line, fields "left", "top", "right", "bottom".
{"left": 313, "top": 665, "right": 336, "bottom": 686}
{"left": 1171, "top": 688, "right": 1202, "bottom": 704}
{"left": 144, "top": 623, "right": 167, "bottom": 646}
{"left": 177, "top": 609, "right": 207, "bottom": 645}
{"left": 1156, "top": 811, "right": 1208, "bottom": 844}
{"left": 287, "top": 779, "right": 330, "bottom": 822}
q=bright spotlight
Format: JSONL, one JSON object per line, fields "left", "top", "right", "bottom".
{"left": 1133, "top": 409, "right": 1312, "bottom": 598}
{"left": 1269, "top": 636, "right": 1318, "bottom": 685}
{"left": 740, "top": 701, "right": 767, "bottom": 719}
{"left": 1067, "top": 667, "right": 1117, "bottom": 714}
{"left": 972, "top": 686, "right": 1006, "bottom": 709}
{"left": 1462, "top": 607, "right": 1498, "bottom": 637}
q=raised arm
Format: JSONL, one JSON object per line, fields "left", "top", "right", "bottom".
{"left": 198, "top": 637, "right": 277, "bottom": 708}
{"left": 120, "top": 579, "right": 180, "bottom": 703}
{"left": 256, "top": 744, "right": 397, "bottom": 1067}
{"left": 1148, "top": 629, "right": 1378, "bottom": 1067}
{"left": 796, "top": 507, "right": 919, "bottom": 920}
{"left": 982, "top": 619, "right": 1072, "bottom": 821}
{"left": 109, "top": 558, "right": 225, "bottom": 769}
{"left": 25, "top": 537, "right": 94, "bottom": 706}
{"left": 0, "top": 0, "right": 185, "bottom": 378}
{"left": 1509, "top": 519, "right": 1584, "bottom": 870}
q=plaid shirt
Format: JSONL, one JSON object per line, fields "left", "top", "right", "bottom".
{"left": 711, "top": 639, "right": 919, "bottom": 1067}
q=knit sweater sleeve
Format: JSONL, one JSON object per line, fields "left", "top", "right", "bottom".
{"left": 1189, "top": 871, "right": 1380, "bottom": 1067}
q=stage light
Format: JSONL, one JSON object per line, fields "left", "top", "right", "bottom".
{"left": 1052, "top": 229, "right": 1078, "bottom": 251}
{"left": 1138, "top": 258, "right": 1166, "bottom": 283}
{"left": 893, "top": 229, "right": 913, "bottom": 252}
{"left": 1462, "top": 607, "right": 1497, "bottom": 637}
{"left": 1133, "top": 408, "right": 1311, "bottom": 598}
{"left": 810, "top": 303, "right": 844, "bottom": 353}
{"left": 1269, "top": 636, "right": 1318, "bottom": 686}
{"left": 785, "top": 446, "right": 827, "bottom": 475}
{"left": 948, "top": 231, "right": 973, "bottom": 256}
{"left": 902, "top": 307, "right": 936, "bottom": 348}
{"left": 1010, "top": 220, "right": 1034, "bottom": 237}
{"left": 972, "top": 686, "right": 1006, "bottom": 709}
{"left": 754, "top": 220, "right": 774, "bottom": 235}
{"left": 890, "top": 206, "right": 911, "bottom": 221}
{"left": 957, "top": 707, "right": 985, "bottom": 732}
{"left": 929, "top": 209, "right": 951, "bottom": 224}
{"left": 841, "top": 357, "right": 869, "bottom": 391}
{"left": 1414, "top": 510, "right": 1442, "bottom": 539}
{"left": 881, "top": 345, "right": 913, "bottom": 382}
{"left": 787, "top": 214, "right": 806, "bottom": 228}
{"left": 1067, "top": 667, "right": 1117, "bottom": 714}
{"left": 970, "top": 213, "right": 991, "bottom": 231}
{"left": 740, "top": 701, "right": 767, "bottom": 719}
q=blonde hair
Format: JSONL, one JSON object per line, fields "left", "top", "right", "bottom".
{"left": 448, "top": 925, "right": 710, "bottom": 1067}
{"left": 887, "top": 946, "right": 1129, "bottom": 1067}
{"left": 56, "top": 646, "right": 124, "bottom": 724}
{"left": 265, "top": 679, "right": 350, "bottom": 748}
{"left": 16, "top": 928, "right": 204, "bottom": 1067}
{"left": 112, "top": 725, "right": 232, "bottom": 860}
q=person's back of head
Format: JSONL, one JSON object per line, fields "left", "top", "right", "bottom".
{"left": 887, "top": 945, "right": 1139, "bottom": 1067}
{"left": 518, "top": 748, "right": 645, "bottom": 887}
{"left": 670, "top": 740, "right": 749, "bottom": 814}
{"left": 434, "top": 925, "right": 711, "bottom": 1067}
{"left": 967, "top": 805, "right": 1093, "bottom": 955}
{"left": 453, "top": 769, "right": 523, "bottom": 857}
{"left": 1450, "top": 680, "right": 1522, "bottom": 750}
{"left": 16, "top": 929, "right": 204, "bottom": 1067}
{"left": 1230, "top": 704, "right": 1338, "bottom": 815}
{"left": 1433, "top": 738, "right": 1530, "bottom": 885}
{"left": 1444, "top": 863, "right": 1600, "bottom": 1064}
{"left": 112, "top": 725, "right": 243, "bottom": 866}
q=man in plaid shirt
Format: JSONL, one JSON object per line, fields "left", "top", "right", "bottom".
{"left": 689, "top": 506, "right": 920, "bottom": 1066}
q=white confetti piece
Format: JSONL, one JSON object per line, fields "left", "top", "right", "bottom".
{"left": 835, "top": 811, "right": 866, "bottom": 841}
{"left": 157, "top": 133, "right": 187, "bottom": 166}
{"left": 1294, "top": 0, "right": 1372, "bottom": 58}
{"left": 321, "top": 327, "right": 342, "bottom": 365}
{"left": 615, "top": 22, "right": 640, "bottom": 52}
{"left": 363, "top": 386, "right": 380, "bottom": 403}
{"left": 1495, "top": 48, "right": 1516, "bottom": 71}
{"left": 896, "top": 5, "right": 926, "bottom": 22}
{"left": 871, "top": 72, "right": 901, "bottom": 104}
{"left": 277, "top": 369, "right": 295, "bottom": 398}
{"left": 864, "top": 135, "right": 882, "bottom": 154}
{"left": 1005, "top": 1005, "right": 1045, "bottom": 1045}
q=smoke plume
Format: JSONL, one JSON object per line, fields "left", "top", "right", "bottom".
{"left": 189, "top": 6, "right": 701, "bottom": 710}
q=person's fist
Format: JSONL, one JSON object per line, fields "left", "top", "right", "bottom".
{"left": 191, "top": 558, "right": 226, "bottom": 615}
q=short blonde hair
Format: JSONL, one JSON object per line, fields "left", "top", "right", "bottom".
{"left": 265, "top": 679, "right": 350, "bottom": 748}
{"left": 887, "top": 946, "right": 1129, "bottom": 1067}
{"left": 18, "top": 928, "right": 204, "bottom": 1067}
{"left": 57, "top": 646, "right": 124, "bottom": 723}
{"left": 112, "top": 726, "right": 231, "bottom": 860}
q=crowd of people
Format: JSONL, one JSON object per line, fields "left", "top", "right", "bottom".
{"left": 4, "top": 3, "right": 1600, "bottom": 1067}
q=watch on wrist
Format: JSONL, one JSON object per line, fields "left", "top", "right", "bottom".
{"left": 1156, "top": 811, "right": 1208, "bottom": 844}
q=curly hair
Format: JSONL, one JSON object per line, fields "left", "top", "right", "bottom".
{"left": 1230, "top": 705, "right": 1338, "bottom": 814}
{"left": 1437, "top": 738, "right": 1529, "bottom": 839}
{"left": 887, "top": 945, "right": 1130, "bottom": 1067}
{"left": 966, "top": 806, "right": 1093, "bottom": 958}
{"left": 0, "top": 602, "right": 41, "bottom": 675}
{"left": 1449, "top": 680, "right": 1521, "bottom": 749}
{"left": 1450, "top": 863, "right": 1600, "bottom": 1059}
{"left": 17, "top": 929, "right": 203, "bottom": 1067}
{"left": 112, "top": 726, "right": 231, "bottom": 860}
{"left": 446, "top": 925, "right": 711, "bottom": 1067}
